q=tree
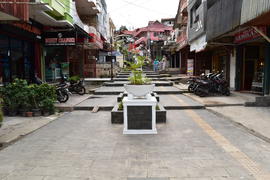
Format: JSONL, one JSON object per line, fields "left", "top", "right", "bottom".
{"left": 119, "top": 25, "right": 128, "bottom": 33}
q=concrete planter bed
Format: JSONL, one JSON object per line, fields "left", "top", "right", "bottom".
{"left": 111, "top": 103, "right": 166, "bottom": 124}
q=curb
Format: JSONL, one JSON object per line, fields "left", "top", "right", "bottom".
{"left": 164, "top": 106, "right": 206, "bottom": 110}
{"left": 207, "top": 108, "right": 270, "bottom": 143}
{"left": 73, "top": 106, "right": 113, "bottom": 111}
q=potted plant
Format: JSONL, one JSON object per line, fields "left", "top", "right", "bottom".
{"left": 37, "top": 83, "right": 56, "bottom": 116}
{"left": 28, "top": 84, "right": 42, "bottom": 117}
{"left": 0, "top": 79, "right": 30, "bottom": 116}
{"left": 25, "top": 103, "right": 33, "bottom": 117}
{"left": 0, "top": 98, "right": 3, "bottom": 128}
{"left": 40, "top": 98, "right": 55, "bottom": 116}
{"left": 124, "top": 56, "right": 154, "bottom": 97}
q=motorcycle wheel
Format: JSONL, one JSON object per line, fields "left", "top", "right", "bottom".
{"left": 188, "top": 84, "right": 194, "bottom": 92}
{"left": 76, "top": 86, "right": 86, "bottom": 95}
{"left": 195, "top": 89, "right": 205, "bottom": 97}
{"left": 57, "top": 91, "right": 69, "bottom": 103}
{"left": 224, "top": 89, "right": 230, "bottom": 96}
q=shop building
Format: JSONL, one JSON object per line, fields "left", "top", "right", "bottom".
{"left": 206, "top": 0, "right": 270, "bottom": 95}
{"left": 239, "top": 0, "right": 270, "bottom": 96}
{"left": 187, "top": 0, "right": 212, "bottom": 76}
{"left": 173, "top": 0, "right": 194, "bottom": 74}
{"left": 0, "top": 22, "right": 42, "bottom": 84}
{"left": 43, "top": 26, "right": 91, "bottom": 81}
{"left": 0, "top": 1, "right": 44, "bottom": 84}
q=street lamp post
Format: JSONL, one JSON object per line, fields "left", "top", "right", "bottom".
{"left": 110, "top": 37, "right": 113, "bottom": 81}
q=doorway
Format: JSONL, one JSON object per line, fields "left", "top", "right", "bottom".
{"left": 244, "top": 60, "right": 255, "bottom": 90}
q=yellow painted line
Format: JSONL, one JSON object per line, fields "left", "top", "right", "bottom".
{"left": 170, "top": 94, "right": 270, "bottom": 180}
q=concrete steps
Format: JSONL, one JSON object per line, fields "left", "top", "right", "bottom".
{"left": 103, "top": 81, "right": 174, "bottom": 87}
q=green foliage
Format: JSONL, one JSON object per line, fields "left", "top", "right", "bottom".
{"left": 68, "top": 76, "right": 80, "bottom": 83}
{"left": 0, "top": 98, "right": 3, "bottom": 127}
{"left": 0, "top": 79, "right": 29, "bottom": 112}
{"left": 0, "top": 79, "right": 56, "bottom": 115}
{"left": 118, "top": 101, "right": 123, "bottom": 111}
{"left": 125, "top": 55, "right": 151, "bottom": 85}
{"left": 40, "top": 98, "right": 55, "bottom": 114}
{"left": 128, "top": 71, "right": 151, "bottom": 85}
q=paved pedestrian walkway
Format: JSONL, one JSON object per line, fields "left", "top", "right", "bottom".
{"left": 184, "top": 92, "right": 257, "bottom": 107}
{"left": 75, "top": 95, "right": 118, "bottom": 111}
{"left": 0, "top": 114, "right": 62, "bottom": 146}
{"left": 55, "top": 94, "right": 92, "bottom": 111}
{"left": 0, "top": 108, "right": 270, "bottom": 179}
{"left": 159, "top": 95, "right": 204, "bottom": 109}
{"left": 208, "top": 106, "right": 270, "bottom": 141}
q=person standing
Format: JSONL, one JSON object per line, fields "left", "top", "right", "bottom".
{"left": 153, "top": 58, "right": 159, "bottom": 72}
{"left": 162, "top": 55, "right": 167, "bottom": 71}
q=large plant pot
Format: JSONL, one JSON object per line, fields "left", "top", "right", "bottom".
{"left": 25, "top": 112, "right": 33, "bottom": 117}
{"left": 32, "top": 109, "right": 41, "bottom": 117}
{"left": 124, "top": 84, "right": 154, "bottom": 97}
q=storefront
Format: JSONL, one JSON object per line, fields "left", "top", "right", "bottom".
{"left": 43, "top": 26, "right": 90, "bottom": 81}
{"left": 44, "top": 31, "right": 74, "bottom": 82}
{"left": 212, "top": 48, "right": 230, "bottom": 80}
{"left": 0, "top": 22, "right": 42, "bottom": 84}
{"left": 235, "top": 27, "right": 267, "bottom": 94}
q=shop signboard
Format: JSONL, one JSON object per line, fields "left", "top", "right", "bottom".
{"left": 187, "top": 59, "right": 194, "bottom": 76}
{"left": 234, "top": 26, "right": 267, "bottom": 44}
{"left": 44, "top": 32, "right": 76, "bottom": 46}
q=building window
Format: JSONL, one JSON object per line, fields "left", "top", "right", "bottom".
{"left": 190, "top": 0, "right": 202, "bottom": 28}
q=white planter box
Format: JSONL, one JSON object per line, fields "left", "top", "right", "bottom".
{"left": 124, "top": 84, "right": 154, "bottom": 97}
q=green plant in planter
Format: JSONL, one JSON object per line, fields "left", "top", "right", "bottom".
{"left": 28, "top": 84, "right": 40, "bottom": 110}
{"left": 40, "top": 98, "right": 55, "bottom": 115}
{"left": 0, "top": 79, "right": 29, "bottom": 115}
{"left": 125, "top": 56, "right": 151, "bottom": 85}
{"left": 118, "top": 101, "right": 123, "bottom": 111}
{"left": 28, "top": 83, "right": 56, "bottom": 116}
{"left": 0, "top": 98, "right": 3, "bottom": 127}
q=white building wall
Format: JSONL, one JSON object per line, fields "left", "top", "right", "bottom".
{"left": 96, "top": 0, "right": 108, "bottom": 40}
{"left": 230, "top": 48, "right": 236, "bottom": 90}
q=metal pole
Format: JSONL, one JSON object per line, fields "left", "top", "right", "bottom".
{"left": 110, "top": 37, "right": 113, "bottom": 81}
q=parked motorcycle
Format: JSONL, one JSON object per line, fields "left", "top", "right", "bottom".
{"left": 68, "top": 79, "right": 86, "bottom": 95}
{"left": 61, "top": 77, "right": 86, "bottom": 95}
{"left": 187, "top": 72, "right": 230, "bottom": 97}
{"left": 56, "top": 83, "right": 70, "bottom": 103}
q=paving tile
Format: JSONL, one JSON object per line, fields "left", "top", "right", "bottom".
{"left": 0, "top": 108, "right": 269, "bottom": 179}
{"left": 3, "top": 175, "right": 45, "bottom": 180}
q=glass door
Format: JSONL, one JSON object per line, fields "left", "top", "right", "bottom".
{"left": 10, "top": 38, "right": 23, "bottom": 80}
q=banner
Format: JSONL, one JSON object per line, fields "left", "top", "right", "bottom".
{"left": 187, "top": 59, "right": 194, "bottom": 76}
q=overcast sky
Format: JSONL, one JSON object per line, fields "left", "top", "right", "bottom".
{"left": 106, "top": 0, "right": 179, "bottom": 30}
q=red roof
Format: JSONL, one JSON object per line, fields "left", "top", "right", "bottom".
{"left": 122, "top": 30, "right": 134, "bottom": 35}
{"left": 133, "top": 21, "right": 172, "bottom": 37}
